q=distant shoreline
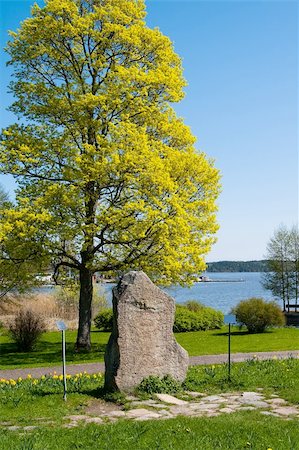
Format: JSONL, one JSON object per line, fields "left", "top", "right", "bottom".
{"left": 206, "top": 260, "right": 269, "bottom": 273}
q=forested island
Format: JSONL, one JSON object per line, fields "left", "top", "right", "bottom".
{"left": 206, "top": 260, "right": 270, "bottom": 273}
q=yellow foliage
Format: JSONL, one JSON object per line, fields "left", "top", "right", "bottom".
{"left": 0, "top": 0, "right": 221, "bottom": 285}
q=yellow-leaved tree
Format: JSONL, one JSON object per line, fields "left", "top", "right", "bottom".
{"left": 0, "top": 0, "right": 220, "bottom": 351}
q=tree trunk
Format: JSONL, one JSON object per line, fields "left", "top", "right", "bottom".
{"left": 76, "top": 267, "right": 93, "bottom": 352}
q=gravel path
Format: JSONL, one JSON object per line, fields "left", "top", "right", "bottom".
{"left": 1, "top": 350, "right": 298, "bottom": 380}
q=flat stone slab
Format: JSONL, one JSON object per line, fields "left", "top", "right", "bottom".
{"left": 109, "top": 411, "right": 126, "bottom": 417}
{"left": 219, "top": 407, "right": 235, "bottom": 414}
{"left": 126, "top": 409, "right": 161, "bottom": 419}
{"left": 64, "top": 415, "right": 90, "bottom": 421}
{"left": 241, "top": 392, "right": 264, "bottom": 400}
{"left": 185, "top": 391, "right": 205, "bottom": 398}
{"left": 204, "top": 395, "right": 223, "bottom": 402}
{"left": 85, "top": 417, "right": 103, "bottom": 424}
{"left": 23, "top": 426, "right": 39, "bottom": 431}
{"left": 268, "top": 398, "right": 288, "bottom": 405}
{"left": 155, "top": 394, "right": 188, "bottom": 405}
{"left": 272, "top": 406, "right": 299, "bottom": 416}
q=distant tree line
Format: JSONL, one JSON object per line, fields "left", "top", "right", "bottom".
{"left": 206, "top": 260, "right": 270, "bottom": 273}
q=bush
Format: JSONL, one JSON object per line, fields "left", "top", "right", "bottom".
{"left": 94, "top": 308, "right": 113, "bottom": 331}
{"left": 185, "top": 300, "right": 205, "bottom": 312}
{"left": 137, "top": 374, "right": 182, "bottom": 394}
{"left": 174, "top": 302, "right": 223, "bottom": 332}
{"left": 9, "top": 309, "right": 46, "bottom": 351}
{"left": 234, "top": 297, "right": 285, "bottom": 333}
{"left": 94, "top": 301, "right": 224, "bottom": 333}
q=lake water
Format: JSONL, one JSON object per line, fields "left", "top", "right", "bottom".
{"left": 100, "top": 272, "right": 275, "bottom": 314}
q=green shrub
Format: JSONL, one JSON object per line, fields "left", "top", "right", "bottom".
{"left": 94, "top": 301, "right": 223, "bottom": 333}
{"left": 185, "top": 300, "right": 205, "bottom": 312}
{"left": 9, "top": 309, "right": 46, "bottom": 351}
{"left": 137, "top": 374, "right": 182, "bottom": 394}
{"left": 234, "top": 297, "right": 285, "bottom": 333}
{"left": 94, "top": 308, "right": 113, "bottom": 331}
{"left": 173, "top": 306, "right": 199, "bottom": 332}
{"left": 174, "top": 302, "right": 223, "bottom": 332}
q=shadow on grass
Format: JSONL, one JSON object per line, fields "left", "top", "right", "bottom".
{"left": 32, "top": 386, "right": 106, "bottom": 398}
{"left": 212, "top": 330, "right": 275, "bottom": 337}
{"left": 0, "top": 341, "right": 107, "bottom": 368}
{"left": 30, "top": 386, "right": 127, "bottom": 405}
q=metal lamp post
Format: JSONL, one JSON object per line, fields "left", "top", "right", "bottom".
{"left": 56, "top": 320, "right": 68, "bottom": 401}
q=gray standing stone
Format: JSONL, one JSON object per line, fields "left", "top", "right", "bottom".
{"left": 104, "top": 271, "right": 189, "bottom": 392}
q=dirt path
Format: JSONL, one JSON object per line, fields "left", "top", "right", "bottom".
{"left": 1, "top": 350, "right": 298, "bottom": 380}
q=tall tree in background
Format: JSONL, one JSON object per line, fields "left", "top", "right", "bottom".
{"left": 0, "top": 0, "right": 220, "bottom": 351}
{"left": 263, "top": 225, "right": 299, "bottom": 311}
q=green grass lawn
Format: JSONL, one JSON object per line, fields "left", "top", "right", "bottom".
{"left": 0, "top": 326, "right": 299, "bottom": 370}
{"left": 0, "top": 359, "right": 299, "bottom": 450}
{"left": 1, "top": 413, "right": 298, "bottom": 450}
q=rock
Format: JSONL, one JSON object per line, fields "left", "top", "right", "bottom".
{"left": 85, "top": 417, "right": 103, "bottom": 424}
{"left": 204, "top": 395, "right": 222, "bottom": 402}
{"left": 155, "top": 394, "right": 188, "bottom": 405}
{"left": 64, "top": 415, "right": 90, "bottom": 421}
{"left": 126, "top": 408, "right": 161, "bottom": 419}
{"left": 219, "top": 407, "right": 235, "bottom": 414}
{"left": 109, "top": 411, "right": 126, "bottom": 417}
{"left": 272, "top": 406, "right": 299, "bottom": 416}
{"left": 185, "top": 391, "right": 205, "bottom": 398}
{"left": 104, "top": 271, "right": 189, "bottom": 391}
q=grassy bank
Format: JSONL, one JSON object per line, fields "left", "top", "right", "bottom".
{"left": 0, "top": 326, "right": 299, "bottom": 370}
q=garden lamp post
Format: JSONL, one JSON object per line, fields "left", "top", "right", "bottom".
{"left": 56, "top": 321, "right": 68, "bottom": 401}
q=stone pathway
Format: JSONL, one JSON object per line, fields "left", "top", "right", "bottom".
{"left": 2, "top": 390, "right": 298, "bottom": 432}
{"left": 1, "top": 350, "right": 299, "bottom": 380}
{"left": 60, "top": 391, "right": 299, "bottom": 427}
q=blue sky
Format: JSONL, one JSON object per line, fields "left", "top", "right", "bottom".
{"left": 0, "top": 0, "right": 298, "bottom": 262}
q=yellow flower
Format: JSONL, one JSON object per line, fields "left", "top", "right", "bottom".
{"left": 58, "top": 375, "right": 63, "bottom": 380}
{"left": 33, "top": 380, "right": 38, "bottom": 385}
{"left": 0, "top": 378, "right": 6, "bottom": 383}
{"left": 17, "top": 377, "right": 22, "bottom": 382}
{"left": 27, "top": 374, "right": 32, "bottom": 379}
{"left": 66, "top": 374, "right": 71, "bottom": 379}
{"left": 53, "top": 375, "right": 58, "bottom": 379}
{"left": 10, "top": 379, "right": 16, "bottom": 386}
{"left": 41, "top": 375, "right": 46, "bottom": 380}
